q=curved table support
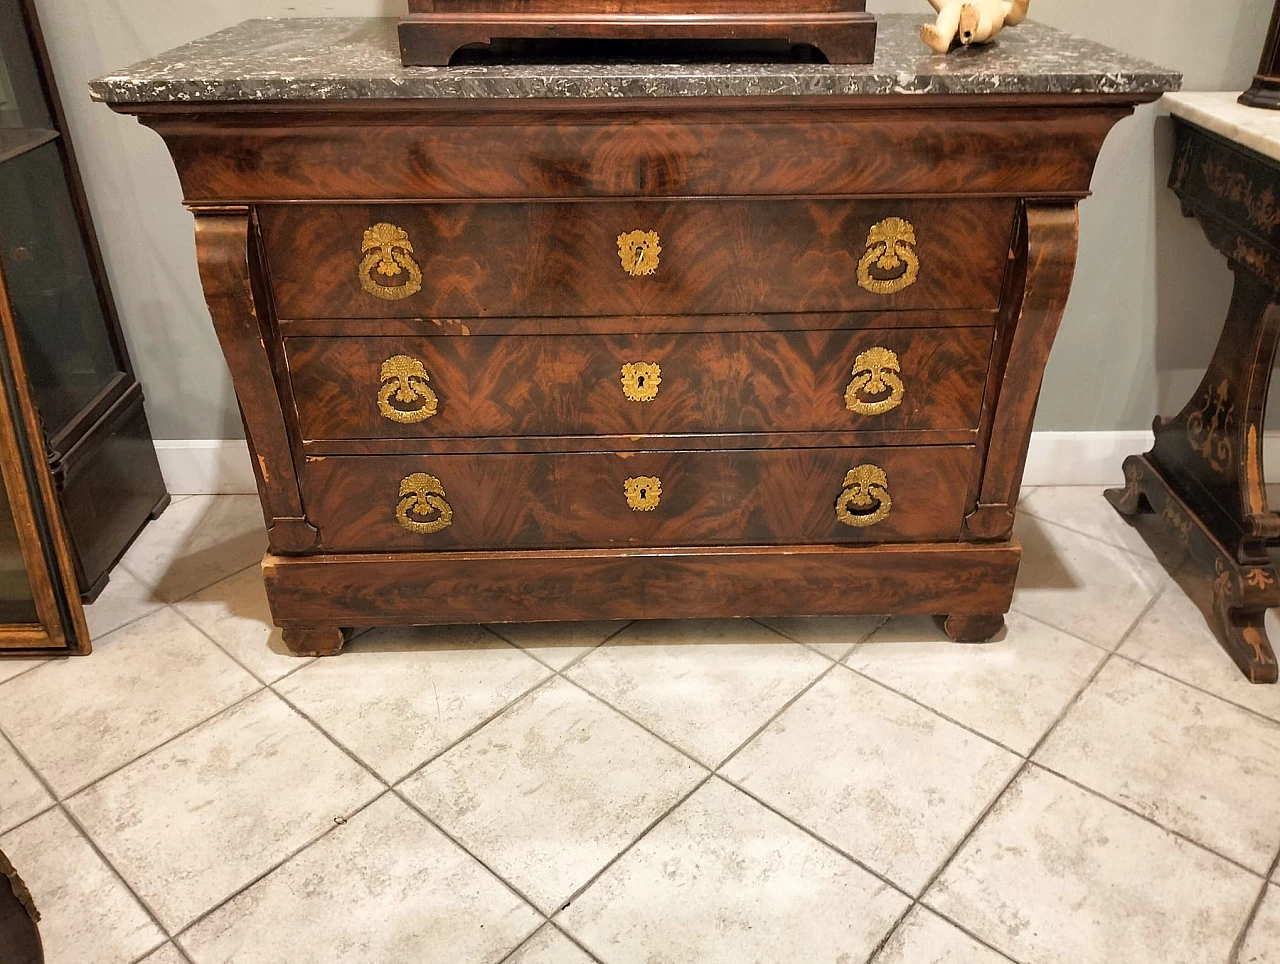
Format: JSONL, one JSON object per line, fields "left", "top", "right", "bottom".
{"left": 193, "top": 210, "right": 319, "bottom": 554}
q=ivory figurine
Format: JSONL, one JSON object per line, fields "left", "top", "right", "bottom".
{"left": 921, "top": 0, "right": 1030, "bottom": 54}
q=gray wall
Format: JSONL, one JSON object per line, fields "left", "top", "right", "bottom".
{"left": 32, "top": 0, "right": 1275, "bottom": 439}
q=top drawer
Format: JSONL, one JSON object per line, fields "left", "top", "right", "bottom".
{"left": 258, "top": 199, "right": 1015, "bottom": 319}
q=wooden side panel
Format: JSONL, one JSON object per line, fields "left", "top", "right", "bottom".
{"left": 285, "top": 327, "right": 993, "bottom": 439}
{"left": 967, "top": 202, "right": 1079, "bottom": 541}
{"left": 260, "top": 198, "right": 1014, "bottom": 319}
{"left": 262, "top": 541, "right": 1020, "bottom": 627}
{"left": 301, "top": 445, "right": 975, "bottom": 551}
{"left": 193, "top": 213, "right": 318, "bottom": 553}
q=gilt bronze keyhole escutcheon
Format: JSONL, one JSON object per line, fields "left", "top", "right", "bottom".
{"left": 845, "top": 347, "right": 905, "bottom": 416}
{"left": 378, "top": 355, "right": 439, "bottom": 423}
{"left": 359, "top": 222, "right": 423, "bottom": 301}
{"left": 621, "top": 362, "right": 662, "bottom": 402}
{"left": 624, "top": 476, "right": 662, "bottom": 511}
{"left": 836, "top": 464, "right": 892, "bottom": 527}
{"left": 396, "top": 472, "right": 454, "bottom": 533}
{"left": 857, "top": 218, "right": 920, "bottom": 296}
{"left": 618, "top": 230, "right": 661, "bottom": 277}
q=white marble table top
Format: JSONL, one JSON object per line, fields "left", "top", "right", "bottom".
{"left": 1165, "top": 91, "right": 1280, "bottom": 164}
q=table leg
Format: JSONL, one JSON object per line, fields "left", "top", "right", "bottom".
{"left": 1107, "top": 267, "right": 1280, "bottom": 683}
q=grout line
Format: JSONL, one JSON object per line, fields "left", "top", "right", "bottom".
{"left": 0, "top": 724, "right": 175, "bottom": 942}
{"left": 715, "top": 771, "right": 914, "bottom": 902}
{"left": 905, "top": 587, "right": 1177, "bottom": 959}
{"left": 84, "top": 601, "right": 172, "bottom": 649}
{"left": 167, "top": 602, "right": 316, "bottom": 689}
{"left": 48, "top": 683, "right": 269, "bottom": 803}
{"left": 751, "top": 613, "right": 891, "bottom": 664}
{"left": 1228, "top": 847, "right": 1280, "bottom": 963}
{"left": 389, "top": 670, "right": 562, "bottom": 789}
{"left": 862, "top": 898, "right": 918, "bottom": 964}
{"left": 547, "top": 771, "right": 717, "bottom": 916}
{"left": 1028, "top": 760, "right": 1267, "bottom": 882}
{"left": 124, "top": 938, "right": 181, "bottom": 964}
{"left": 170, "top": 788, "right": 394, "bottom": 944}
{"left": 0, "top": 658, "right": 59, "bottom": 689}
{"left": 1108, "top": 643, "right": 1280, "bottom": 732}
{"left": 1017, "top": 502, "right": 1173, "bottom": 566}
{"left": 483, "top": 619, "right": 636, "bottom": 676}
{"left": 838, "top": 661, "right": 1031, "bottom": 761}
{"left": 393, "top": 784, "right": 561, "bottom": 916}
{"left": 546, "top": 641, "right": 860, "bottom": 920}
{"left": 493, "top": 922, "right": 557, "bottom": 964}
{"left": 548, "top": 919, "right": 607, "bottom": 964}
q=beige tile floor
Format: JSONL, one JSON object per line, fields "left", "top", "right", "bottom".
{"left": 2, "top": 487, "right": 1280, "bottom": 964}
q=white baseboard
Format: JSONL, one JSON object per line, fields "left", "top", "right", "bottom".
{"left": 154, "top": 440, "right": 258, "bottom": 495}
{"left": 151, "top": 432, "right": 1280, "bottom": 495}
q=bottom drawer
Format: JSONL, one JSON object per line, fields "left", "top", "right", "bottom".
{"left": 302, "top": 447, "right": 975, "bottom": 552}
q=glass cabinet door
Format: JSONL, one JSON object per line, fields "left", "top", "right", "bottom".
{"left": 0, "top": 143, "right": 124, "bottom": 435}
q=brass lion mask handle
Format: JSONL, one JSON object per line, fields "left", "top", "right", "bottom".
{"left": 857, "top": 217, "right": 920, "bottom": 296}
{"left": 396, "top": 472, "right": 454, "bottom": 534}
{"left": 618, "top": 230, "right": 661, "bottom": 277}
{"left": 836, "top": 464, "right": 892, "bottom": 528}
{"left": 621, "top": 362, "right": 662, "bottom": 402}
{"left": 624, "top": 476, "right": 662, "bottom": 511}
{"left": 378, "top": 355, "right": 439, "bottom": 423}
{"left": 845, "top": 347, "right": 905, "bottom": 416}
{"left": 360, "top": 222, "right": 423, "bottom": 301}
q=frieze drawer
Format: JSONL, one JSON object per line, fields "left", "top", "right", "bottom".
{"left": 284, "top": 327, "right": 994, "bottom": 440}
{"left": 258, "top": 198, "right": 1016, "bottom": 319}
{"left": 300, "top": 445, "right": 976, "bottom": 552}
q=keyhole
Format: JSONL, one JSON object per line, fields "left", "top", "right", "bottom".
{"left": 637, "top": 375, "right": 646, "bottom": 388}
{"left": 639, "top": 488, "right": 647, "bottom": 499}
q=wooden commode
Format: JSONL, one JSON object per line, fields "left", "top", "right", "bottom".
{"left": 92, "top": 17, "right": 1179, "bottom": 656}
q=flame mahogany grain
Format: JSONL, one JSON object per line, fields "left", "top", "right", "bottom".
{"left": 284, "top": 327, "right": 993, "bottom": 440}
{"left": 106, "top": 92, "right": 1152, "bottom": 653}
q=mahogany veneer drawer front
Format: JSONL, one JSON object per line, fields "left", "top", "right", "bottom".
{"left": 301, "top": 446, "right": 975, "bottom": 551}
{"left": 99, "top": 20, "right": 1173, "bottom": 653}
{"left": 259, "top": 198, "right": 1015, "bottom": 319}
{"left": 285, "top": 326, "right": 993, "bottom": 440}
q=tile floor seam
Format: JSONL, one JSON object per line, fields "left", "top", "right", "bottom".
{"left": 52, "top": 798, "right": 175, "bottom": 943}
{"left": 836, "top": 661, "right": 1031, "bottom": 760}
{"left": 1016, "top": 504, "right": 1169, "bottom": 564}
{"left": 167, "top": 560, "right": 263, "bottom": 606}
{"left": 750, "top": 613, "right": 891, "bottom": 663}
{"left": 388, "top": 670, "right": 563, "bottom": 789}
{"left": 1228, "top": 846, "right": 1280, "bottom": 963}
{"left": 483, "top": 620, "right": 636, "bottom": 676}
{"left": 86, "top": 600, "right": 178, "bottom": 650}
{"left": 714, "top": 770, "right": 915, "bottom": 902}
{"left": 1108, "top": 642, "right": 1280, "bottom": 729}
{"left": 1026, "top": 759, "right": 1269, "bottom": 882}
{"left": 262, "top": 686, "right": 395, "bottom": 790}
{"left": 40, "top": 682, "right": 269, "bottom": 803}
{"left": 861, "top": 897, "right": 919, "bottom": 964}
{"left": 166, "top": 601, "right": 315, "bottom": 688}
{"left": 906, "top": 629, "right": 1136, "bottom": 923}
{"left": 390, "top": 784, "right": 560, "bottom": 918}
{"left": 125, "top": 938, "right": 187, "bottom": 964}
{"left": 1000, "top": 607, "right": 1115, "bottom": 655}
{"left": 552, "top": 670, "right": 721, "bottom": 772}
{"left": 493, "top": 923, "right": 555, "bottom": 964}
{"left": 168, "top": 787, "right": 396, "bottom": 944}
{"left": 548, "top": 919, "right": 606, "bottom": 964}
{"left": 1008, "top": 558, "right": 1174, "bottom": 655}
{"left": 546, "top": 771, "right": 718, "bottom": 918}
{"left": 0, "top": 657, "right": 56, "bottom": 690}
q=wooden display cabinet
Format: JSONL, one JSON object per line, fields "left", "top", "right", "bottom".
{"left": 0, "top": 0, "right": 169, "bottom": 656}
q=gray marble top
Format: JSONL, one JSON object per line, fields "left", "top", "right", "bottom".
{"left": 90, "top": 15, "right": 1180, "bottom": 105}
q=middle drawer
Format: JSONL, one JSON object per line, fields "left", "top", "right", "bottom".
{"left": 286, "top": 327, "right": 993, "bottom": 439}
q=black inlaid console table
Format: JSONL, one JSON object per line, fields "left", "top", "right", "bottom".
{"left": 1109, "top": 92, "right": 1280, "bottom": 684}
